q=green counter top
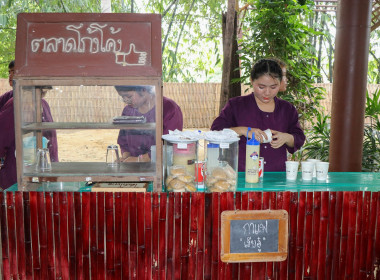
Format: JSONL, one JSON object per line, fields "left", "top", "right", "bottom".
{"left": 236, "top": 172, "right": 380, "bottom": 192}
{"left": 4, "top": 172, "right": 380, "bottom": 192}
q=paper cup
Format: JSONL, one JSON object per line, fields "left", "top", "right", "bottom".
{"left": 263, "top": 129, "right": 272, "bottom": 143}
{"left": 316, "top": 162, "right": 329, "bottom": 181}
{"left": 301, "top": 161, "right": 314, "bottom": 181}
{"left": 285, "top": 161, "right": 299, "bottom": 181}
{"left": 307, "top": 159, "right": 321, "bottom": 177}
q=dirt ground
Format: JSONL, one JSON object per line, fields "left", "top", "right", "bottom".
{"left": 57, "top": 129, "right": 207, "bottom": 162}
{"left": 57, "top": 130, "right": 120, "bottom": 162}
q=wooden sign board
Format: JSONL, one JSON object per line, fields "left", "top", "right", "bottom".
{"left": 91, "top": 182, "right": 148, "bottom": 192}
{"left": 15, "top": 13, "right": 161, "bottom": 77}
{"left": 221, "top": 210, "right": 288, "bottom": 263}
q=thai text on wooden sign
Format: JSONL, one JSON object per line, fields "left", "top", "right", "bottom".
{"left": 15, "top": 13, "right": 162, "bottom": 77}
{"left": 221, "top": 210, "right": 288, "bottom": 263}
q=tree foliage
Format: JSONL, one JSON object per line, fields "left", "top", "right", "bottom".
{"left": 302, "top": 89, "right": 380, "bottom": 172}
{"left": 0, "top": 0, "right": 225, "bottom": 82}
{"left": 237, "top": 0, "right": 326, "bottom": 124}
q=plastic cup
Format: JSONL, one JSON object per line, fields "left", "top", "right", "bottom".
{"left": 106, "top": 144, "right": 120, "bottom": 167}
{"left": 285, "top": 161, "right": 299, "bottom": 181}
{"left": 35, "top": 148, "right": 52, "bottom": 171}
{"left": 301, "top": 161, "right": 314, "bottom": 181}
{"left": 263, "top": 129, "right": 272, "bottom": 143}
{"left": 307, "top": 159, "right": 321, "bottom": 177}
{"left": 316, "top": 162, "right": 329, "bottom": 181}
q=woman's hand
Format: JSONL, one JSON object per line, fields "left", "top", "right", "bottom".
{"left": 231, "top": 127, "right": 270, "bottom": 143}
{"left": 120, "top": 152, "right": 131, "bottom": 162}
{"left": 270, "top": 130, "right": 294, "bottom": 149}
{"left": 123, "top": 156, "right": 138, "bottom": 162}
{"left": 121, "top": 152, "right": 150, "bottom": 162}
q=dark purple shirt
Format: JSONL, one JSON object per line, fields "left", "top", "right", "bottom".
{"left": 118, "top": 96, "right": 183, "bottom": 155}
{"left": 211, "top": 93, "right": 305, "bottom": 172}
{"left": 0, "top": 90, "right": 13, "bottom": 110}
{"left": 0, "top": 99, "right": 16, "bottom": 189}
{"left": 0, "top": 98, "right": 58, "bottom": 189}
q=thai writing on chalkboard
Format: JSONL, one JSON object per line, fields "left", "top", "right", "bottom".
{"left": 230, "top": 219, "right": 279, "bottom": 253}
{"left": 220, "top": 210, "right": 288, "bottom": 263}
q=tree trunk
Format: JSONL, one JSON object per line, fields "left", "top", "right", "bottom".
{"left": 220, "top": 0, "right": 241, "bottom": 113}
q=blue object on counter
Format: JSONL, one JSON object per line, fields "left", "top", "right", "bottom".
{"left": 207, "top": 143, "right": 220, "bottom": 148}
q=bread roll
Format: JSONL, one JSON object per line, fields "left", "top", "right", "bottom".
{"left": 185, "top": 183, "right": 197, "bottom": 192}
{"left": 168, "top": 178, "right": 186, "bottom": 190}
{"left": 224, "top": 164, "right": 236, "bottom": 179}
{"left": 170, "top": 166, "right": 187, "bottom": 176}
{"left": 213, "top": 180, "right": 230, "bottom": 191}
{"left": 205, "top": 176, "right": 217, "bottom": 186}
{"left": 177, "top": 174, "right": 194, "bottom": 183}
{"left": 211, "top": 167, "right": 228, "bottom": 180}
{"left": 165, "top": 175, "right": 175, "bottom": 186}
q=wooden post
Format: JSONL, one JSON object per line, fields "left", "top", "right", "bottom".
{"left": 329, "top": 0, "right": 372, "bottom": 171}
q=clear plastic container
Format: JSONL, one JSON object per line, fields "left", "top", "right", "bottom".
{"left": 204, "top": 140, "right": 239, "bottom": 192}
{"left": 163, "top": 140, "right": 199, "bottom": 192}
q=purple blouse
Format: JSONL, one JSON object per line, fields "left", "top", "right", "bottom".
{"left": 0, "top": 99, "right": 16, "bottom": 189}
{"left": 0, "top": 90, "right": 13, "bottom": 110}
{"left": 118, "top": 96, "right": 183, "bottom": 156}
{"left": 0, "top": 98, "right": 59, "bottom": 189}
{"left": 211, "top": 93, "right": 305, "bottom": 172}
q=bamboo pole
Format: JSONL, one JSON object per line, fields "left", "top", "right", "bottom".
{"left": 159, "top": 193, "right": 167, "bottom": 280}
{"left": 166, "top": 193, "right": 175, "bottom": 280}
{"left": 15, "top": 192, "right": 26, "bottom": 278}
{"left": 45, "top": 193, "right": 55, "bottom": 279}
{"left": 181, "top": 193, "right": 190, "bottom": 280}
{"left": 114, "top": 192, "right": 122, "bottom": 279}
{"left": 326, "top": 192, "right": 337, "bottom": 279}
{"left": 152, "top": 193, "right": 159, "bottom": 279}
{"left": 90, "top": 192, "right": 98, "bottom": 279}
{"left": 137, "top": 193, "right": 145, "bottom": 279}
{"left": 144, "top": 192, "right": 152, "bottom": 280}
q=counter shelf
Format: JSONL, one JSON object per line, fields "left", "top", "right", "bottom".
{"left": 21, "top": 122, "right": 157, "bottom": 130}
{"left": 6, "top": 172, "right": 380, "bottom": 193}
{"left": 23, "top": 162, "right": 156, "bottom": 182}
{"left": 235, "top": 172, "right": 380, "bottom": 192}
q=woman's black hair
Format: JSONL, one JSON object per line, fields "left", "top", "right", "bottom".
{"left": 8, "top": 60, "right": 14, "bottom": 69}
{"left": 250, "top": 58, "right": 283, "bottom": 82}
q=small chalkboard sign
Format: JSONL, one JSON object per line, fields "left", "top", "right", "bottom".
{"left": 221, "top": 210, "right": 288, "bottom": 263}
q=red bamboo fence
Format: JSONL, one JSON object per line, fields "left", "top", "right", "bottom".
{"left": 1, "top": 191, "right": 380, "bottom": 279}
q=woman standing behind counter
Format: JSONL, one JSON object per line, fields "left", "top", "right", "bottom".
{"left": 116, "top": 85, "right": 183, "bottom": 163}
{"left": 211, "top": 58, "right": 305, "bottom": 172}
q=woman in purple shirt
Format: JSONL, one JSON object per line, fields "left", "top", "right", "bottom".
{"left": 0, "top": 60, "right": 15, "bottom": 110}
{"left": 0, "top": 86, "right": 58, "bottom": 189}
{"left": 116, "top": 85, "right": 183, "bottom": 162}
{"left": 211, "top": 58, "right": 305, "bottom": 172}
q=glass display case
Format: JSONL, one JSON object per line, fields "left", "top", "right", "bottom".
{"left": 204, "top": 140, "right": 239, "bottom": 192}
{"left": 163, "top": 139, "right": 199, "bottom": 192}
{"left": 13, "top": 13, "right": 163, "bottom": 191}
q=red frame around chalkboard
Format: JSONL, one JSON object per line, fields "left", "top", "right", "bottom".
{"left": 220, "top": 210, "right": 288, "bottom": 263}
